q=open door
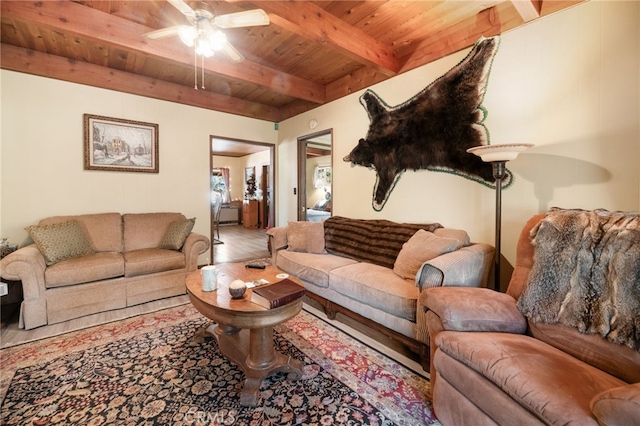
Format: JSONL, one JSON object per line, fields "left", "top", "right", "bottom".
{"left": 297, "top": 130, "right": 332, "bottom": 221}
{"left": 210, "top": 136, "right": 275, "bottom": 264}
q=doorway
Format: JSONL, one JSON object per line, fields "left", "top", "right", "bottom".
{"left": 297, "top": 130, "right": 333, "bottom": 221}
{"left": 210, "top": 136, "right": 275, "bottom": 264}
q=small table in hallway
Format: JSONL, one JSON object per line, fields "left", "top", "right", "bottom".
{"left": 186, "top": 263, "right": 304, "bottom": 407}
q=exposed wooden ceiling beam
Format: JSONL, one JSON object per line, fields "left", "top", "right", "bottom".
{"left": 510, "top": 0, "right": 541, "bottom": 22}
{"left": 1, "top": 44, "right": 282, "bottom": 122}
{"left": 253, "top": 1, "right": 401, "bottom": 76}
{"left": 0, "top": 0, "right": 326, "bottom": 104}
{"left": 306, "top": 147, "right": 331, "bottom": 158}
{"left": 400, "top": 2, "right": 520, "bottom": 73}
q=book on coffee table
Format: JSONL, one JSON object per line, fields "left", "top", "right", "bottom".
{"left": 251, "top": 278, "right": 305, "bottom": 309}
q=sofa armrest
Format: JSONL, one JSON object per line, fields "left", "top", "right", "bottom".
{"left": 416, "top": 242, "right": 493, "bottom": 289}
{"left": 0, "top": 244, "right": 50, "bottom": 329}
{"left": 422, "top": 286, "right": 527, "bottom": 333}
{"left": 421, "top": 286, "right": 528, "bottom": 398}
{"left": 266, "top": 226, "right": 288, "bottom": 251}
{"left": 266, "top": 226, "right": 288, "bottom": 264}
{"left": 591, "top": 383, "right": 640, "bottom": 425}
{"left": 182, "top": 232, "right": 210, "bottom": 270}
{"left": 0, "top": 244, "right": 47, "bottom": 299}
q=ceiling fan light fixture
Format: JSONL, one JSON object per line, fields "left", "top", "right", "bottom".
{"left": 143, "top": 2, "right": 269, "bottom": 89}
{"left": 209, "top": 30, "right": 227, "bottom": 51}
{"left": 195, "top": 37, "right": 214, "bottom": 57}
{"left": 178, "top": 25, "right": 197, "bottom": 46}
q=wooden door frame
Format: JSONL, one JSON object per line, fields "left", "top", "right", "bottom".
{"left": 296, "top": 129, "right": 333, "bottom": 221}
{"left": 210, "top": 137, "right": 275, "bottom": 264}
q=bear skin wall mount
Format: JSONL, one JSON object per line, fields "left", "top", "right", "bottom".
{"left": 344, "top": 36, "right": 508, "bottom": 211}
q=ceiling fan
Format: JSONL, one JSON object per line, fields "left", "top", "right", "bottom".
{"left": 143, "top": 0, "right": 270, "bottom": 63}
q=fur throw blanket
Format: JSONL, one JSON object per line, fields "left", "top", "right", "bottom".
{"left": 517, "top": 208, "right": 640, "bottom": 350}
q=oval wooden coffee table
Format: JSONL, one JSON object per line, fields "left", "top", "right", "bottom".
{"left": 186, "top": 263, "right": 304, "bottom": 407}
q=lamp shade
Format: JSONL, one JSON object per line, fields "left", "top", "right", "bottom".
{"left": 467, "top": 143, "right": 534, "bottom": 162}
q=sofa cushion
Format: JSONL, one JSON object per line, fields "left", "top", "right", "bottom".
{"left": 286, "top": 221, "right": 326, "bottom": 254}
{"left": 123, "top": 248, "right": 186, "bottom": 277}
{"left": 38, "top": 213, "right": 123, "bottom": 253}
{"left": 123, "top": 213, "right": 186, "bottom": 252}
{"left": 393, "top": 230, "right": 460, "bottom": 279}
{"left": 528, "top": 321, "right": 640, "bottom": 383}
{"left": 159, "top": 218, "right": 195, "bottom": 250}
{"left": 277, "top": 250, "right": 357, "bottom": 288}
{"left": 26, "top": 220, "right": 95, "bottom": 266}
{"left": 422, "top": 287, "right": 527, "bottom": 334}
{"left": 330, "top": 263, "right": 419, "bottom": 322}
{"left": 433, "top": 228, "right": 471, "bottom": 247}
{"left": 323, "top": 216, "right": 442, "bottom": 269}
{"left": 435, "top": 331, "right": 626, "bottom": 425}
{"left": 45, "top": 252, "right": 125, "bottom": 288}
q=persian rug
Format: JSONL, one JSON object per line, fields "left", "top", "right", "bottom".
{"left": 0, "top": 304, "right": 438, "bottom": 425}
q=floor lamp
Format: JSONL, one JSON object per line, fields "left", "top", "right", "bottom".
{"left": 467, "top": 144, "right": 533, "bottom": 291}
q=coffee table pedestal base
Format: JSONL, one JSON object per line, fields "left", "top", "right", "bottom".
{"left": 205, "top": 323, "right": 304, "bottom": 407}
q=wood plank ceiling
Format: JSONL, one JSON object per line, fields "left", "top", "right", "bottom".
{"left": 1, "top": 1, "right": 585, "bottom": 123}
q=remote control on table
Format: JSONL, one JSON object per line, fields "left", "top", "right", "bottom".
{"left": 245, "top": 262, "right": 266, "bottom": 269}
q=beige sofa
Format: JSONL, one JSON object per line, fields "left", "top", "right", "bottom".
{"left": 423, "top": 209, "right": 640, "bottom": 425}
{"left": 0, "top": 212, "right": 210, "bottom": 329}
{"left": 267, "top": 216, "right": 494, "bottom": 369}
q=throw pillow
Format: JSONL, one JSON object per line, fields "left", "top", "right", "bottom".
{"left": 286, "top": 221, "right": 326, "bottom": 254}
{"left": 26, "top": 220, "right": 95, "bottom": 266}
{"left": 434, "top": 228, "right": 471, "bottom": 247}
{"left": 393, "top": 230, "right": 460, "bottom": 279}
{"left": 323, "top": 216, "right": 442, "bottom": 269}
{"left": 312, "top": 199, "right": 329, "bottom": 211}
{"left": 159, "top": 218, "right": 195, "bottom": 250}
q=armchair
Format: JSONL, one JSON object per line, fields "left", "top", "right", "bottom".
{"left": 422, "top": 212, "right": 640, "bottom": 425}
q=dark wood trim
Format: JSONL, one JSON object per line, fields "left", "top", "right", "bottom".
{"left": 304, "top": 291, "right": 430, "bottom": 371}
{"left": 296, "top": 129, "right": 333, "bottom": 221}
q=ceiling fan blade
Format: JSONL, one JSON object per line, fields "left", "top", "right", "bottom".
{"left": 168, "top": 0, "right": 196, "bottom": 19}
{"left": 222, "top": 42, "right": 245, "bottom": 63}
{"left": 214, "top": 9, "right": 269, "bottom": 28}
{"left": 143, "top": 25, "right": 182, "bottom": 39}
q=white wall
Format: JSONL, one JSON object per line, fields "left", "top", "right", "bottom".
{"left": 0, "top": 74, "right": 277, "bottom": 264}
{"left": 277, "top": 0, "right": 640, "bottom": 267}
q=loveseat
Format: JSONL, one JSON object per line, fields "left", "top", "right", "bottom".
{"left": 0, "top": 212, "right": 210, "bottom": 330}
{"left": 423, "top": 209, "right": 640, "bottom": 425}
{"left": 267, "top": 216, "right": 494, "bottom": 369}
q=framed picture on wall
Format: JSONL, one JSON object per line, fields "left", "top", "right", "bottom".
{"left": 245, "top": 166, "right": 256, "bottom": 199}
{"left": 314, "top": 165, "right": 331, "bottom": 188}
{"left": 84, "top": 114, "right": 159, "bottom": 173}
{"left": 245, "top": 166, "right": 255, "bottom": 182}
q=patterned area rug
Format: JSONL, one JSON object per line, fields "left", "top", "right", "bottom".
{"left": 1, "top": 304, "right": 438, "bottom": 425}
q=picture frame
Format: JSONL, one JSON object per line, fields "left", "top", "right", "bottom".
{"left": 244, "top": 167, "right": 255, "bottom": 182}
{"left": 314, "top": 165, "right": 332, "bottom": 188}
{"left": 84, "top": 114, "right": 159, "bottom": 173}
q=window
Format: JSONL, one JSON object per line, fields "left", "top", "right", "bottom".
{"left": 211, "top": 169, "right": 226, "bottom": 195}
